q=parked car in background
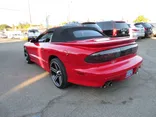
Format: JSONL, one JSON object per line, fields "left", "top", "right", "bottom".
{"left": 82, "top": 22, "right": 103, "bottom": 32}
{"left": 150, "top": 23, "right": 156, "bottom": 37}
{"left": 96, "top": 21, "right": 130, "bottom": 37}
{"left": 134, "top": 22, "right": 153, "bottom": 38}
{"left": 128, "top": 24, "right": 145, "bottom": 39}
{"left": 64, "top": 22, "right": 82, "bottom": 27}
{"left": 6, "top": 31, "right": 22, "bottom": 39}
{"left": 24, "top": 26, "right": 142, "bottom": 89}
{"left": 0, "top": 33, "right": 7, "bottom": 38}
{"left": 64, "top": 22, "right": 103, "bottom": 32}
{"left": 27, "top": 29, "right": 40, "bottom": 41}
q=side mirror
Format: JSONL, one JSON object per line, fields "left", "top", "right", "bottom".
{"left": 29, "top": 37, "right": 37, "bottom": 42}
{"left": 45, "top": 38, "right": 50, "bottom": 42}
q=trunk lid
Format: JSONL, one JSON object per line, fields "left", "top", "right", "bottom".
{"left": 61, "top": 37, "right": 136, "bottom": 48}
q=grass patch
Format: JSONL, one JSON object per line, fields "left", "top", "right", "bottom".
{"left": 21, "top": 37, "right": 28, "bottom": 41}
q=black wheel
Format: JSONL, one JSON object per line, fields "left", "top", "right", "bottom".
{"left": 24, "top": 48, "right": 33, "bottom": 64}
{"left": 50, "top": 58, "right": 69, "bottom": 89}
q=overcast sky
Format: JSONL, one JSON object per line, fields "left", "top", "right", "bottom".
{"left": 0, "top": 0, "right": 155, "bottom": 26}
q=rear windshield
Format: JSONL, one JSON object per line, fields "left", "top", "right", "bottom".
{"left": 96, "top": 22, "right": 112, "bottom": 30}
{"left": 135, "top": 24, "right": 143, "bottom": 28}
{"left": 83, "top": 24, "right": 103, "bottom": 32}
{"left": 115, "top": 22, "right": 129, "bottom": 29}
{"left": 73, "top": 30, "right": 103, "bottom": 39}
{"left": 28, "top": 30, "right": 39, "bottom": 33}
{"left": 142, "top": 23, "right": 152, "bottom": 28}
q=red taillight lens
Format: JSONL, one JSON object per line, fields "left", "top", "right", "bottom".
{"left": 85, "top": 44, "right": 138, "bottom": 63}
{"left": 132, "top": 29, "right": 139, "bottom": 31}
{"left": 144, "top": 28, "right": 147, "bottom": 31}
{"left": 113, "top": 29, "right": 117, "bottom": 36}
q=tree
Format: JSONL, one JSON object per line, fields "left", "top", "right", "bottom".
{"left": 0, "top": 24, "right": 11, "bottom": 31}
{"left": 16, "top": 23, "right": 31, "bottom": 30}
{"left": 134, "top": 15, "right": 150, "bottom": 23}
{"left": 60, "top": 22, "right": 68, "bottom": 26}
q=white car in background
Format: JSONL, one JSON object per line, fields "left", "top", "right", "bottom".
{"left": 128, "top": 24, "right": 145, "bottom": 39}
{"left": 27, "top": 29, "right": 40, "bottom": 41}
{"left": 7, "top": 31, "right": 23, "bottom": 39}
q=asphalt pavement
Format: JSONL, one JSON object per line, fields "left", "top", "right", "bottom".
{"left": 0, "top": 38, "right": 156, "bottom": 117}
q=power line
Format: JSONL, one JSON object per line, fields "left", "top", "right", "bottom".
{"left": 0, "top": 8, "right": 20, "bottom": 11}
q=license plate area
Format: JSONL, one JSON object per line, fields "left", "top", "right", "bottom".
{"left": 126, "top": 69, "right": 133, "bottom": 78}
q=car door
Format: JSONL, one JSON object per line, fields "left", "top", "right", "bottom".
{"left": 34, "top": 32, "right": 54, "bottom": 69}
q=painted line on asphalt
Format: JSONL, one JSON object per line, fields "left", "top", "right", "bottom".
{"left": 0, "top": 72, "right": 49, "bottom": 100}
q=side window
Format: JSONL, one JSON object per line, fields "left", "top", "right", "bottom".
{"left": 38, "top": 32, "right": 53, "bottom": 42}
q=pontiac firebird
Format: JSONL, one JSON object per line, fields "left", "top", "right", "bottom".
{"left": 24, "top": 26, "right": 143, "bottom": 89}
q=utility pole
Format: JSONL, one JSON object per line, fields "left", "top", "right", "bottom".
{"left": 28, "top": 0, "right": 32, "bottom": 24}
{"left": 67, "top": 0, "right": 72, "bottom": 22}
{"left": 46, "top": 14, "right": 50, "bottom": 29}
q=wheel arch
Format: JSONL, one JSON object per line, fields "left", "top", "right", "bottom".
{"left": 48, "top": 55, "right": 58, "bottom": 65}
{"left": 48, "top": 55, "right": 67, "bottom": 72}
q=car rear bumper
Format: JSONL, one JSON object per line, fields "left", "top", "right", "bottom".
{"left": 131, "top": 32, "right": 145, "bottom": 38}
{"left": 69, "top": 55, "right": 143, "bottom": 87}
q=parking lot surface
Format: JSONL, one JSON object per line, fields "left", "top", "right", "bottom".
{"left": 0, "top": 38, "right": 156, "bottom": 117}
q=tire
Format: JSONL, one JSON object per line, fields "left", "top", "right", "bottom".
{"left": 50, "top": 58, "right": 69, "bottom": 89}
{"left": 24, "top": 48, "right": 33, "bottom": 64}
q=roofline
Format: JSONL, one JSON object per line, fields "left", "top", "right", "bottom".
{"left": 82, "top": 22, "right": 96, "bottom": 24}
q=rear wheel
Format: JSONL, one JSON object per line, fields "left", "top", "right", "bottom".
{"left": 50, "top": 58, "right": 69, "bottom": 89}
{"left": 24, "top": 48, "right": 33, "bottom": 64}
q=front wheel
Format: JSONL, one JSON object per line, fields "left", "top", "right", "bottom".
{"left": 24, "top": 48, "right": 33, "bottom": 64}
{"left": 50, "top": 58, "right": 69, "bottom": 89}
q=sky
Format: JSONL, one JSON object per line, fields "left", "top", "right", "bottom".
{"left": 0, "top": 0, "right": 155, "bottom": 26}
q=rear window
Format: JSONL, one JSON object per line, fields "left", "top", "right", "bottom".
{"left": 28, "top": 30, "right": 39, "bottom": 33}
{"left": 83, "top": 24, "right": 102, "bottom": 32}
{"left": 135, "top": 24, "right": 143, "bottom": 28}
{"left": 73, "top": 30, "right": 103, "bottom": 39}
{"left": 142, "top": 23, "right": 152, "bottom": 28}
{"left": 115, "top": 22, "right": 129, "bottom": 29}
{"left": 97, "top": 22, "right": 112, "bottom": 30}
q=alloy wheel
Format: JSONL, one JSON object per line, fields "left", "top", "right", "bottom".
{"left": 50, "top": 61, "right": 63, "bottom": 87}
{"left": 24, "top": 50, "right": 29, "bottom": 62}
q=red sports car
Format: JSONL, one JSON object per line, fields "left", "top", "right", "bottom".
{"left": 24, "top": 26, "right": 143, "bottom": 89}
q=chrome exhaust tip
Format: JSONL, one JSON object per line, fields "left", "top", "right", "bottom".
{"left": 102, "top": 81, "right": 113, "bottom": 88}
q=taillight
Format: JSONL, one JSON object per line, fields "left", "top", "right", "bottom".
{"left": 85, "top": 44, "right": 138, "bottom": 63}
{"left": 120, "top": 44, "right": 138, "bottom": 56}
{"left": 113, "top": 29, "right": 117, "bottom": 36}
{"left": 132, "top": 29, "right": 139, "bottom": 31}
{"left": 144, "top": 28, "right": 147, "bottom": 31}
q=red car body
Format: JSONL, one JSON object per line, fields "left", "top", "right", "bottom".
{"left": 24, "top": 26, "right": 143, "bottom": 87}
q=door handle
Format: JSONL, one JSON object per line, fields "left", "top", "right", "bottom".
{"left": 41, "top": 48, "right": 44, "bottom": 50}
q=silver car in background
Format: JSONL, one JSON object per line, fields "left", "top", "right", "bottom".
{"left": 128, "top": 24, "right": 145, "bottom": 39}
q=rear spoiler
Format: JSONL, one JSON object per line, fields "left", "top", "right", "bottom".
{"left": 61, "top": 38, "right": 136, "bottom": 47}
